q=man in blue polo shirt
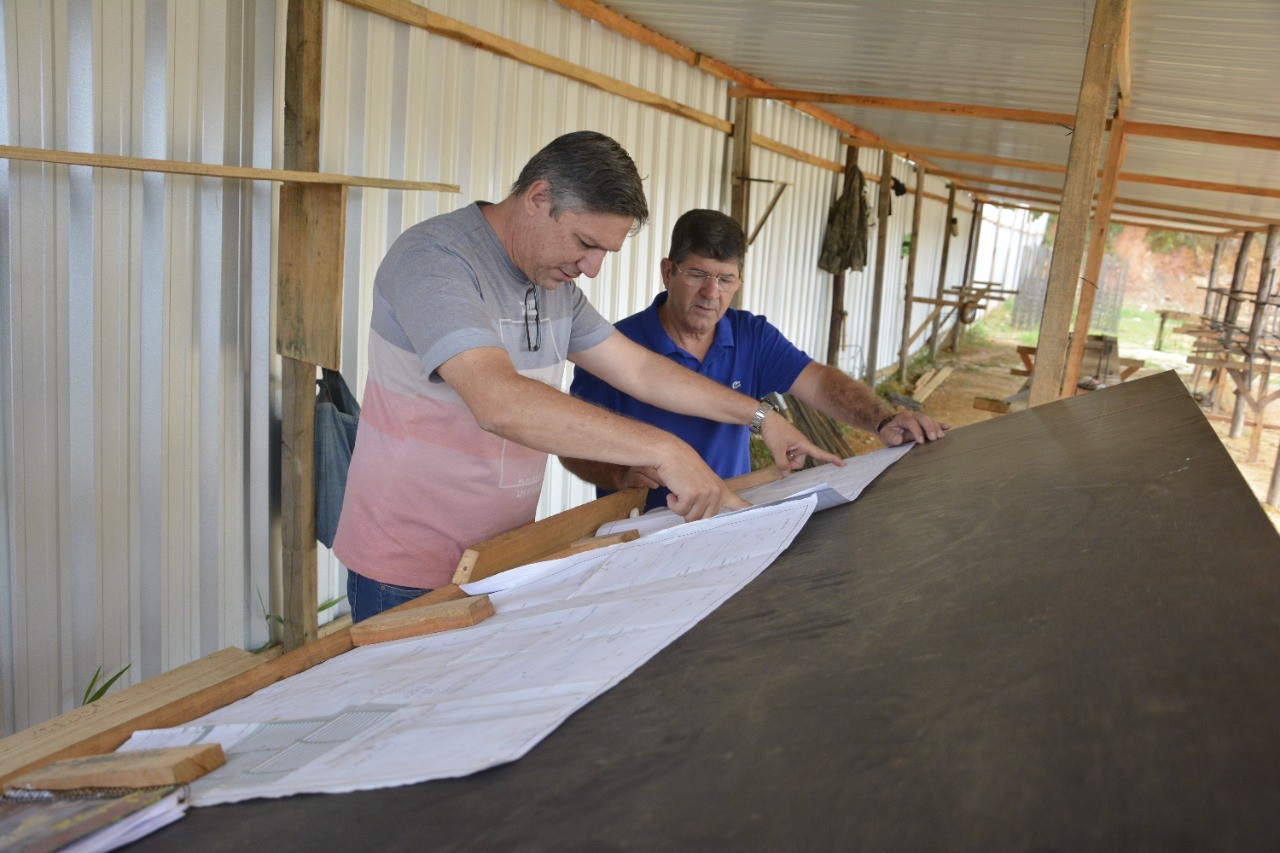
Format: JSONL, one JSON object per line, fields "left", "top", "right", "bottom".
{"left": 563, "top": 208, "right": 946, "bottom": 510}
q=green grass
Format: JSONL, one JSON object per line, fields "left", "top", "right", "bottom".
{"left": 972, "top": 301, "right": 1195, "bottom": 357}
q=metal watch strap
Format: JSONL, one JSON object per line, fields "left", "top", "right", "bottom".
{"left": 750, "top": 399, "right": 775, "bottom": 436}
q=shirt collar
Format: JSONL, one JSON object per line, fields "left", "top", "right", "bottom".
{"left": 641, "top": 292, "right": 735, "bottom": 362}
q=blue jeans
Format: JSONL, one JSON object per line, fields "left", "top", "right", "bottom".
{"left": 346, "top": 570, "right": 431, "bottom": 623}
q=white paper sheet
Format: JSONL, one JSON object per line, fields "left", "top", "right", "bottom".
{"left": 122, "top": 497, "right": 818, "bottom": 806}
{"left": 596, "top": 442, "right": 913, "bottom": 538}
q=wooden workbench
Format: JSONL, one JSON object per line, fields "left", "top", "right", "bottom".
{"left": 132, "top": 371, "right": 1280, "bottom": 851}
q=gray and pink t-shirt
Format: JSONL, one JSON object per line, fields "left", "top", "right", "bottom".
{"left": 333, "top": 203, "right": 612, "bottom": 589}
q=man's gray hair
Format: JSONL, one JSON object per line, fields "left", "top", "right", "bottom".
{"left": 511, "top": 131, "right": 649, "bottom": 231}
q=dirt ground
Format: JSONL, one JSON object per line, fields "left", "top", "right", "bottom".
{"left": 846, "top": 335, "right": 1280, "bottom": 537}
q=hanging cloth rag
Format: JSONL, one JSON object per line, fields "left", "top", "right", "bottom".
{"left": 818, "top": 165, "right": 869, "bottom": 275}
{"left": 315, "top": 368, "right": 360, "bottom": 549}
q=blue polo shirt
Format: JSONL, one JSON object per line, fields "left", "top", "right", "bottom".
{"left": 570, "top": 292, "right": 812, "bottom": 510}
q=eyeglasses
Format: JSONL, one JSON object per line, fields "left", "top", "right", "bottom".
{"left": 671, "top": 263, "right": 741, "bottom": 292}
{"left": 524, "top": 284, "right": 541, "bottom": 352}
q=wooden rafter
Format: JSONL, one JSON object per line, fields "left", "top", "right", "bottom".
{"left": 728, "top": 85, "right": 1076, "bottom": 128}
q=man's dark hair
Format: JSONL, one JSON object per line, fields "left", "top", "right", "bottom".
{"left": 510, "top": 131, "right": 649, "bottom": 230}
{"left": 668, "top": 209, "right": 746, "bottom": 268}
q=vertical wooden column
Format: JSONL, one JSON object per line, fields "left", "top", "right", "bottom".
{"left": 1230, "top": 224, "right": 1279, "bottom": 439}
{"left": 1204, "top": 237, "right": 1224, "bottom": 316}
{"left": 948, "top": 200, "right": 982, "bottom": 352}
{"left": 1029, "top": 0, "right": 1128, "bottom": 407}
{"left": 280, "top": 0, "right": 326, "bottom": 650}
{"left": 827, "top": 146, "right": 859, "bottom": 367}
{"left": 898, "top": 166, "right": 925, "bottom": 383}
{"left": 729, "top": 96, "right": 753, "bottom": 311}
{"left": 1223, "top": 231, "right": 1256, "bottom": 331}
{"left": 865, "top": 150, "right": 894, "bottom": 383}
{"left": 929, "top": 183, "right": 957, "bottom": 361}
{"left": 1063, "top": 105, "right": 1128, "bottom": 394}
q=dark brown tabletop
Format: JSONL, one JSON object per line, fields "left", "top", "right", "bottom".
{"left": 134, "top": 371, "right": 1280, "bottom": 851}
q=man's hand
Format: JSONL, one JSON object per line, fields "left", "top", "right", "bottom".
{"left": 877, "top": 411, "right": 949, "bottom": 446}
{"left": 759, "top": 410, "right": 845, "bottom": 475}
{"left": 618, "top": 465, "right": 663, "bottom": 491}
{"left": 654, "top": 445, "right": 750, "bottom": 520}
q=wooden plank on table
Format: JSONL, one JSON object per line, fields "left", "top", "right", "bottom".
{"left": 5, "top": 745, "right": 225, "bottom": 792}
{"left": 542, "top": 530, "right": 641, "bottom": 562}
{"left": 351, "top": 596, "right": 496, "bottom": 646}
{"left": 453, "top": 488, "right": 648, "bottom": 585}
{"left": 0, "top": 583, "right": 467, "bottom": 789}
{"left": 725, "top": 466, "right": 785, "bottom": 491}
{"left": 1029, "top": 0, "right": 1128, "bottom": 407}
{"left": 0, "top": 648, "right": 258, "bottom": 787}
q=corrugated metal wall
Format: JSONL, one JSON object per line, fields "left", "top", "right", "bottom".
{"left": 1, "top": 0, "right": 279, "bottom": 734}
{"left": 1, "top": 0, "right": 1031, "bottom": 734}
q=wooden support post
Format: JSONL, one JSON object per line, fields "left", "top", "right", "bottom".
{"left": 1231, "top": 224, "right": 1279, "bottom": 438}
{"left": 866, "top": 149, "right": 893, "bottom": 383}
{"left": 1223, "top": 230, "right": 1256, "bottom": 330}
{"left": 1204, "top": 236, "right": 1224, "bottom": 316}
{"left": 1212, "top": 231, "right": 1257, "bottom": 411}
{"left": 1029, "top": 0, "right": 1128, "bottom": 407}
{"left": 827, "top": 146, "right": 859, "bottom": 366}
{"left": 729, "top": 96, "right": 753, "bottom": 311}
{"left": 828, "top": 272, "right": 846, "bottom": 367}
{"left": 280, "top": 0, "right": 325, "bottom": 650}
{"left": 929, "top": 182, "right": 957, "bottom": 360}
{"left": 948, "top": 200, "right": 983, "bottom": 352}
{"left": 899, "top": 166, "right": 925, "bottom": 382}
{"left": 1270, "top": 436, "right": 1280, "bottom": 508}
{"left": 1064, "top": 106, "right": 1129, "bottom": 394}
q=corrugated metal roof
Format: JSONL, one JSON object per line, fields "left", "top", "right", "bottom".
{"left": 605, "top": 0, "right": 1280, "bottom": 229}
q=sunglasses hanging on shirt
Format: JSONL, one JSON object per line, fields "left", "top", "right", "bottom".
{"left": 524, "top": 283, "right": 541, "bottom": 352}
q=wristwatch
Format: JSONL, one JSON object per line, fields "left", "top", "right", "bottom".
{"left": 749, "top": 398, "right": 776, "bottom": 436}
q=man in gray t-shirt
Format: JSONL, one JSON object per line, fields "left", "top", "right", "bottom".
{"left": 337, "top": 131, "right": 841, "bottom": 622}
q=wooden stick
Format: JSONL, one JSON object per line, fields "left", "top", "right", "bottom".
{"left": 350, "top": 596, "right": 495, "bottom": 646}
{"left": 5, "top": 745, "right": 226, "bottom": 792}
{"left": 0, "top": 145, "right": 457, "bottom": 193}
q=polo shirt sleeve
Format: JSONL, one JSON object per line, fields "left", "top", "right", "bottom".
{"left": 746, "top": 314, "right": 813, "bottom": 396}
{"left": 569, "top": 361, "right": 622, "bottom": 412}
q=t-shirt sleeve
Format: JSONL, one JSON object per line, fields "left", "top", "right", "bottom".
{"left": 379, "top": 239, "right": 504, "bottom": 380}
{"left": 748, "top": 315, "right": 814, "bottom": 396}
{"left": 565, "top": 284, "right": 613, "bottom": 353}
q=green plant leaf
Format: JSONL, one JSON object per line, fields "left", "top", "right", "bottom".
{"left": 84, "top": 663, "right": 132, "bottom": 705}
{"left": 81, "top": 665, "right": 104, "bottom": 706}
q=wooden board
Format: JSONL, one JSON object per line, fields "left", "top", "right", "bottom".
{"left": 453, "top": 488, "right": 647, "bottom": 585}
{"left": 5, "top": 745, "right": 225, "bottom": 792}
{"left": 276, "top": 181, "right": 347, "bottom": 370}
{"left": 0, "top": 648, "right": 259, "bottom": 787}
{"left": 350, "top": 596, "right": 495, "bottom": 646}
{"left": 914, "top": 365, "right": 954, "bottom": 402}
{"left": 0, "top": 585, "right": 469, "bottom": 788}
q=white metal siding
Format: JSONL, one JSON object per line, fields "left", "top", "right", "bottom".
{"left": 1, "top": 0, "right": 276, "bottom": 733}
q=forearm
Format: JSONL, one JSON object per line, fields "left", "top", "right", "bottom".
{"left": 792, "top": 363, "right": 892, "bottom": 432}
